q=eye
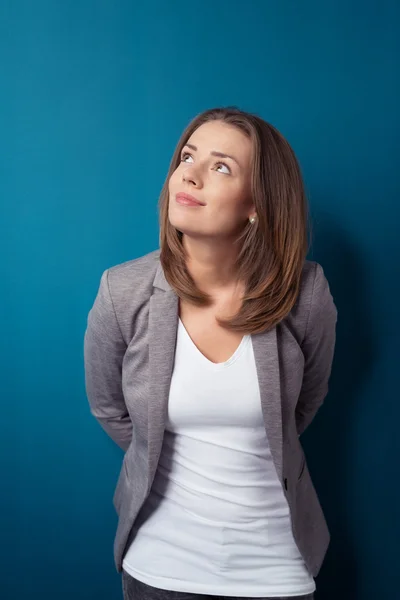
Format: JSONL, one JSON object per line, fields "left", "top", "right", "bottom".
{"left": 215, "top": 162, "right": 231, "bottom": 175}
{"left": 181, "top": 152, "right": 193, "bottom": 163}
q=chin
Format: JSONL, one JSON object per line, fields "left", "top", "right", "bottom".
{"left": 168, "top": 208, "right": 193, "bottom": 228}
{"left": 168, "top": 216, "right": 201, "bottom": 237}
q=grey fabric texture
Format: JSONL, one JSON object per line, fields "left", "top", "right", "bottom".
{"left": 83, "top": 248, "right": 338, "bottom": 578}
{"left": 122, "top": 570, "right": 315, "bottom": 600}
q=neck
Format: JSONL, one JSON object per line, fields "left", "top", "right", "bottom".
{"left": 182, "top": 235, "right": 242, "bottom": 294}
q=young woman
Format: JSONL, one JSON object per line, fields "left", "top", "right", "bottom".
{"left": 84, "top": 106, "right": 338, "bottom": 600}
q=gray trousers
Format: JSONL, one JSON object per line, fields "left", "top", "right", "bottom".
{"left": 122, "top": 570, "right": 315, "bottom": 600}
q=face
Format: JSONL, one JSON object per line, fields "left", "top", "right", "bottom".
{"left": 168, "top": 120, "right": 254, "bottom": 240}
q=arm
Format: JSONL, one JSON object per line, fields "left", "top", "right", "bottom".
{"left": 83, "top": 269, "right": 132, "bottom": 451}
{"left": 296, "top": 262, "right": 338, "bottom": 436}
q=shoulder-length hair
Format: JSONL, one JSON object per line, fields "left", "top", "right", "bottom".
{"left": 158, "top": 106, "right": 312, "bottom": 334}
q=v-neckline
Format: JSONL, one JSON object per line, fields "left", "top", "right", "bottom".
{"left": 178, "top": 317, "right": 251, "bottom": 370}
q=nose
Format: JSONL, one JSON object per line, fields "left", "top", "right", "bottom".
{"left": 182, "top": 167, "right": 201, "bottom": 187}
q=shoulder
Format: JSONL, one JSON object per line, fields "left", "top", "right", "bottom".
{"left": 102, "top": 248, "right": 161, "bottom": 314}
{"left": 106, "top": 248, "right": 160, "bottom": 289}
{"left": 283, "top": 259, "right": 315, "bottom": 324}
{"left": 297, "top": 259, "right": 334, "bottom": 307}
{"left": 298, "top": 260, "right": 318, "bottom": 302}
{"left": 300, "top": 260, "right": 336, "bottom": 314}
{"left": 283, "top": 259, "right": 336, "bottom": 342}
{"left": 107, "top": 247, "right": 160, "bottom": 278}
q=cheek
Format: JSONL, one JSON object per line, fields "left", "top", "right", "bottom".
{"left": 212, "top": 185, "right": 249, "bottom": 212}
{"left": 169, "top": 170, "right": 185, "bottom": 199}
{"left": 212, "top": 200, "right": 251, "bottom": 227}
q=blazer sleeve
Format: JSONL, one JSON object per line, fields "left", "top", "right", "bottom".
{"left": 295, "top": 262, "right": 338, "bottom": 436}
{"left": 84, "top": 269, "right": 132, "bottom": 451}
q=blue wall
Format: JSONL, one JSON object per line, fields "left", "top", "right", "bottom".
{"left": 2, "top": 1, "right": 398, "bottom": 598}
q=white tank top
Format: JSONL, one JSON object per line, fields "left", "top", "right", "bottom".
{"left": 122, "top": 318, "right": 315, "bottom": 597}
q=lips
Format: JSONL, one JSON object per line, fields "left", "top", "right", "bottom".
{"left": 175, "top": 192, "right": 206, "bottom": 206}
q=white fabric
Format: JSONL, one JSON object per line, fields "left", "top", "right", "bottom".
{"left": 122, "top": 318, "right": 316, "bottom": 597}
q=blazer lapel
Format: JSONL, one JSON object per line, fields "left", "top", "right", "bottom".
{"left": 147, "top": 260, "right": 283, "bottom": 494}
{"left": 251, "top": 328, "right": 283, "bottom": 484}
{"left": 147, "top": 286, "right": 178, "bottom": 494}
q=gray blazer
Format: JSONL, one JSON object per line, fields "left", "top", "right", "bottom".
{"left": 83, "top": 248, "right": 338, "bottom": 577}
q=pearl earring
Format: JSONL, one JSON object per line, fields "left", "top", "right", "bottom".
{"left": 249, "top": 216, "right": 256, "bottom": 224}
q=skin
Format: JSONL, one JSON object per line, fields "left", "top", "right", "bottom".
{"left": 168, "top": 120, "right": 256, "bottom": 301}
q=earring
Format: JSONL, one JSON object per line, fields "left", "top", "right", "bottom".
{"left": 249, "top": 216, "right": 256, "bottom": 224}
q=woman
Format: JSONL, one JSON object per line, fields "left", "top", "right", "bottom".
{"left": 84, "top": 106, "right": 338, "bottom": 600}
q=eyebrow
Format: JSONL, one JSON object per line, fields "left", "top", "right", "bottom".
{"left": 183, "top": 143, "right": 241, "bottom": 168}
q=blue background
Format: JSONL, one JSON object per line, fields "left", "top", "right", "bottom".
{"left": 1, "top": 1, "right": 398, "bottom": 598}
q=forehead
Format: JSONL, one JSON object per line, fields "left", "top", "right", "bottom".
{"left": 186, "top": 120, "right": 252, "bottom": 166}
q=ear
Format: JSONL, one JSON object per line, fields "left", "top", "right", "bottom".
{"left": 248, "top": 207, "right": 257, "bottom": 221}
{"left": 246, "top": 200, "right": 256, "bottom": 220}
